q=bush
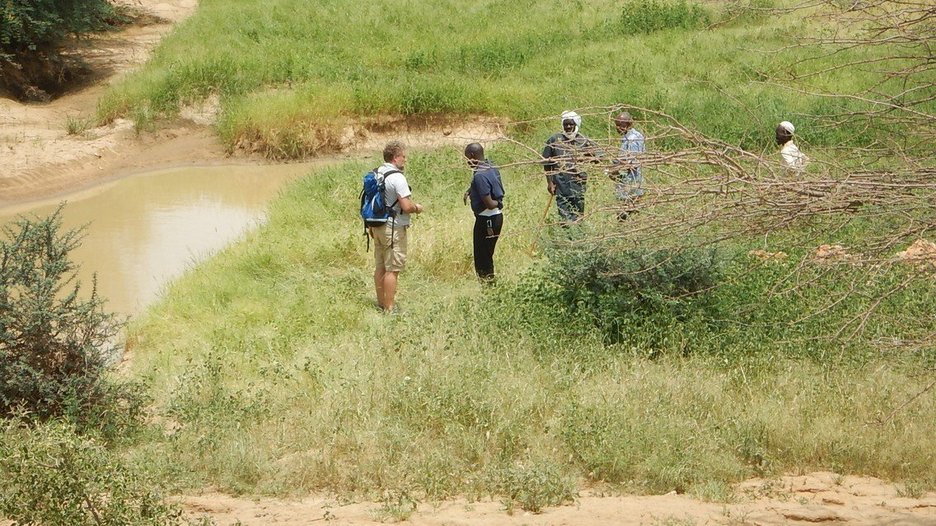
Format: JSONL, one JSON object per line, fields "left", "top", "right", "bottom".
{"left": 492, "top": 461, "right": 577, "bottom": 514}
{"left": 0, "top": 0, "right": 117, "bottom": 54}
{"left": 0, "top": 205, "right": 143, "bottom": 438}
{"left": 530, "top": 243, "right": 722, "bottom": 345}
{"left": 0, "top": 419, "right": 188, "bottom": 526}
{"left": 0, "top": 0, "right": 125, "bottom": 100}
{"left": 619, "top": 0, "right": 711, "bottom": 34}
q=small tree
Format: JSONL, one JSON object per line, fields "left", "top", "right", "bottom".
{"left": 0, "top": 205, "right": 137, "bottom": 435}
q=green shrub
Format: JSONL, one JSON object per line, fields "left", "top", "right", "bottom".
{"left": 0, "top": 0, "right": 117, "bottom": 53}
{"left": 619, "top": 0, "right": 711, "bottom": 34}
{"left": 492, "top": 460, "right": 577, "bottom": 513}
{"left": 0, "top": 419, "right": 186, "bottom": 526}
{"left": 0, "top": 205, "right": 143, "bottom": 439}
{"left": 529, "top": 243, "right": 722, "bottom": 345}
{"left": 716, "top": 0, "right": 775, "bottom": 26}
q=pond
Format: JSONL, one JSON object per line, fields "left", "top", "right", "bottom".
{"left": 0, "top": 163, "right": 315, "bottom": 318}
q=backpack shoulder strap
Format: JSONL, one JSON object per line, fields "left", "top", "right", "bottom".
{"left": 381, "top": 169, "right": 402, "bottom": 181}
{"left": 380, "top": 169, "right": 403, "bottom": 211}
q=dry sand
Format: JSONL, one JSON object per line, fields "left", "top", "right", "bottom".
{"left": 178, "top": 472, "right": 936, "bottom": 525}
{"left": 1, "top": 2, "right": 935, "bottom": 524}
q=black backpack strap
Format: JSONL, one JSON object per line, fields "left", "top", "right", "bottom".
{"left": 380, "top": 168, "right": 403, "bottom": 216}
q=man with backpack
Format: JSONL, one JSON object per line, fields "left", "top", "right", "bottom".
{"left": 462, "top": 142, "right": 504, "bottom": 282}
{"left": 368, "top": 141, "right": 424, "bottom": 313}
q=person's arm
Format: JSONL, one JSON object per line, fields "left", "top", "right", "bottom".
{"left": 464, "top": 174, "right": 474, "bottom": 206}
{"left": 398, "top": 196, "right": 423, "bottom": 214}
{"left": 543, "top": 141, "right": 557, "bottom": 195}
{"left": 585, "top": 137, "right": 602, "bottom": 164}
{"left": 481, "top": 194, "right": 499, "bottom": 210}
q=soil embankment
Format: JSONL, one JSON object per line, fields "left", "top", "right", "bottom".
{"left": 0, "top": 0, "right": 226, "bottom": 208}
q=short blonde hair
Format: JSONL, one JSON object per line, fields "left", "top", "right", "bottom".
{"left": 383, "top": 141, "right": 406, "bottom": 162}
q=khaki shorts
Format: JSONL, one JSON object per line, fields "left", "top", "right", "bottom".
{"left": 371, "top": 224, "right": 408, "bottom": 272}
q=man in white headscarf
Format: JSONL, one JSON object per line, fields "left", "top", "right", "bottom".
{"left": 776, "top": 120, "right": 808, "bottom": 171}
{"left": 542, "top": 110, "right": 599, "bottom": 223}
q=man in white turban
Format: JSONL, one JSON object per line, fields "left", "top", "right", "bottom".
{"left": 542, "top": 110, "right": 599, "bottom": 223}
{"left": 776, "top": 120, "right": 808, "bottom": 171}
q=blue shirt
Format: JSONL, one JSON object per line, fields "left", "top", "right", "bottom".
{"left": 614, "top": 128, "right": 645, "bottom": 199}
{"left": 619, "top": 128, "right": 645, "bottom": 179}
{"left": 469, "top": 160, "right": 505, "bottom": 216}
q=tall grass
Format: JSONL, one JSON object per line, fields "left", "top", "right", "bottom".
{"left": 124, "top": 144, "right": 936, "bottom": 504}
{"left": 97, "top": 0, "right": 922, "bottom": 156}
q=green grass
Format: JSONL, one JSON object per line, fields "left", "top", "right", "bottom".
{"left": 64, "top": 0, "right": 936, "bottom": 510}
{"left": 121, "top": 144, "right": 936, "bottom": 504}
{"left": 97, "top": 0, "right": 930, "bottom": 156}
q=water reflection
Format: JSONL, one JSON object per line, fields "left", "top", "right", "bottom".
{"left": 0, "top": 164, "right": 314, "bottom": 318}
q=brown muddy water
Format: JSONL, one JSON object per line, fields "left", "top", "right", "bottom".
{"left": 0, "top": 163, "right": 316, "bottom": 318}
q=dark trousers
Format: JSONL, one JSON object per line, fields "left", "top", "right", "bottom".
{"left": 554, "top": 175, "right": 586, "bottom": 223}
{"left": 473, "top": 213, "right": 503, "bottom": 281}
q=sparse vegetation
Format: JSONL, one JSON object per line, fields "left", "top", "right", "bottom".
{"left": 65, "top": 115, "right": 94, "bottom": 136}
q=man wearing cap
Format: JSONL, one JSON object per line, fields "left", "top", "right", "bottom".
{"left": 608, "top": 111, "right": 645, "bottom": 220}
{"left": 776, "top": 120, "right": 808, "bottom": 171}
{"left": 542, "top": 110, "right": 599, "bottom": 223}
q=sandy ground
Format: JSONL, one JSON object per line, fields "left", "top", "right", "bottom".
{"left": 177, "top": 472, "right": 936, "bottom": 525}
{"left": 2, "top": 2, "right": 935, "bottom": 524}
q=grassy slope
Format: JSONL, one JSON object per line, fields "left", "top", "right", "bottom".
{"left": 98, "top": 0, "right": 900, "bottom": 157}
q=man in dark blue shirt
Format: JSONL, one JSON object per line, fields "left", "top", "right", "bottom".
{"left": 463, "top": 143, "right": 504, "bottom": 282}
{"left": 542, "top": 110, "right": 599, "bottom": 223}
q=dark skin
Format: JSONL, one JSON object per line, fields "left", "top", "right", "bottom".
{"left": 609, "top": 112, "right": 634, "bottom": 177}
{"left": 776, "top": 126, "right": 793, "bottom": 146}
{"left": 463, "top": 143, "right": 499, "bottom": 209}
{"left": 545, "top": 119, "right": 581, "bottom": 195}
{"left": 614, "top": 113, "right": 632, "bottom": 134}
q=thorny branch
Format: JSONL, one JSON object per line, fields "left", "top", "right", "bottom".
{"left": 761, "top": 0, "right": 935, "bottom": 137}
{"left": 469, "top": 98, "right": 934, "bottom": 352}
{"left": 434, "top": 1, "right": 933, "bottom": 359}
